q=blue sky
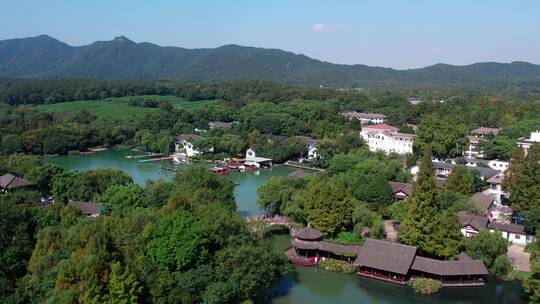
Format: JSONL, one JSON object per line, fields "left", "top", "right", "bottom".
{"left": 1, "top": 0, "right": 539, "bottom": 69}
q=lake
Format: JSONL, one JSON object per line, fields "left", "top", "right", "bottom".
{"left": 47, "top": 149, "right": 529, "bottom": 304}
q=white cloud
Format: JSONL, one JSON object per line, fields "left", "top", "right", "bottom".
{"left": 311, "top": 23, "right": 330, "bottom": 33}
{"left": 311, "top": 23, "right": 349, "bottom": 33}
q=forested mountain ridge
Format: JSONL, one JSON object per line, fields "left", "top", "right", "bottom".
{"left": 1, "top": 35, "right": 540, "bottom": 88}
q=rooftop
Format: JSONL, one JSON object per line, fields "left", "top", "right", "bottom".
{"left": 69, "top": 201, "right": 104, "bottom": 216}
{"left": 471, "top": 127, "right": 500, "bottom": 136}
{"left": 293, "top": 136, "right": 317, "bottom": 146}
{"left": 470, "top": 192, "right": 493, "bottom": 212}
{"left": 488, "top": 222, "right": 527, "bottom": 235}
{"left": 293, "top": 226, "right": 323, "bottom": 240}
{"left": 411, "top": 256, "right": 489, "bottom": 276}
{"left": 0, "top": 173, "right": 34, "bottom": 190}
{"left": 354, "top": 238, "right": 417, "bottom": 275}
{"left": 389, "top": 181, "right": 413, "bottom": 196}
{"left": 458, "top": 212, "right": 488, "bottom": 231}
{"left": 362, "top": 123, "right": 400, "bottom": 132}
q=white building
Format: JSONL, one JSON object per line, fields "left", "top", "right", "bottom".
{"left": 488, "top": 222, "right": 534, "bottom": 246}
{"left": 342, "top": 111, "right": 387, "bottom": 124}
{"left": 244, "top": 147, "right": 272, "bottom": 168}
{"left": 487, "top": 173, "right": 506, "bottom": 204}
{"left": 175, "top": 134, "right": 203, "bottom": 157}
{"left": 464, "top": 135, "right": 482, "bottom": 158}
{"left": 517, "top": 130, "right": 540, "bottom": 155}
{"left": 293, "top": 136, "right": 318, "bottom": 160}
{"left": 360, "top": 124, "right": 414, "bottom": 155}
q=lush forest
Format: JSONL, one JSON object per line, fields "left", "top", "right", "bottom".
{"left": 2, "top": 35, "right": 540, "bottom": 90}
{"left": 2, "top": 78, "right": 540, "bottom": 302}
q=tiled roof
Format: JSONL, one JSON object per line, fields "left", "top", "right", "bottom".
{"left": 293, "top": 226, "right": 323, "bottom": 240}
{"left": 488, "top": 222, "right": 526, "bottom": 235}
{"left": 472, "top": 127, "right": 500, "bottom": 136}
{"left": 470, "top": 193, "right": 493, "bottom": 211}
{"left": 458, "top": 212, "right": 488, "bottom": 231}
{"left": 411, "top": 256, "right": 489, "bottom": 276}
{"left": 0, "top": 173, "right": 34, "bottom": 189}
{"left": 389, "top": 182, "right": 413, "bottom": 196}
{"left": 362, "top": 124, "right": 399, "bottom": 132}
{"left": 69, "top": 201, "right": 104, "bottom": 216}
{"left": 354, "top": 238, "right": 417, "bottom": 275}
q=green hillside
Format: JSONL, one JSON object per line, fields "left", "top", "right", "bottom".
{"left": 1, "top": 35, "right": 540, "bottom": 88}
{"left": 35, "top": 95, "right": 215, "bottom": 120}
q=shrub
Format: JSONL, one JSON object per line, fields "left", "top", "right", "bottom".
{"left": 407, "top": 278, "right": 443, "bottom": 294}
{"left": 319, "top": 259, "right": 356, "bottom": 273}
{"left": 491, "top": 254, "right": 512, "bottom": 279}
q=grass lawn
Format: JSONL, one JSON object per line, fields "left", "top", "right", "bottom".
{"left": 513, "top": 270, "right": 532, "bottom": 281}
{"left": 35, "top": 95, "right": 216, "bottom": 120}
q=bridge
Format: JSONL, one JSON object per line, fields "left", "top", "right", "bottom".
{"left": 244, "top": 215, "right": 293, "bottom": 227}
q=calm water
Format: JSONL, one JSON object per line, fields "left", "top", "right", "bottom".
{"left": 268, "top": 235, "right": 528, "bottom": 304}
{"left": 47, "top": 149, "right": 529, "bottom": 303}
{"left": 46, "top": 148, "right": 295, "bottom": 216}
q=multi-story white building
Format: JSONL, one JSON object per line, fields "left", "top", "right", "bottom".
{"left": 464, "top": 127, "right": 500, "bottom": 159}
{"left": 360, "top": 124, "right": 414, "bottom": 155}
{"left": 517, "top": 130, "right": 540, "bottom": 155}
{"left": 342, "top": 111, "right": 387, "bottom": 124}
{"left": 487, "top": 173, "right": 506, "bottom": 204}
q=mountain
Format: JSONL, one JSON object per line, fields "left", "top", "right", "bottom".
{"left": 1, "top": 35, "right": 540, "bottom": 88}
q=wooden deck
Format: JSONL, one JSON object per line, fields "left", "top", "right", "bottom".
{"left": 357, "top": 271, "right": 406, "bottom": 285}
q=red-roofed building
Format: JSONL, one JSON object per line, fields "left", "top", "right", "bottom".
{"left": 360, "top": 124, "right": 414, "bottom": 155}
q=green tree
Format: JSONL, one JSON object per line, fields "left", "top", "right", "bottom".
{"left": 257, "top": 176, "right": 307, "bottom": 215}
{"left": 303, "top": 176, "right": 356, "bottom": 235}
{"left": 465, "top": 230, "right": 508, "bottom": 270}
{"left": 503, "top": 146, "right": 528, "bottom": 212}
{"left": 444, "top": 165, "right": 475, "bottom": 195}
{"left": 167, "top": 167, "right": 235, "bottom": 212}
{"left": 399, "top": 148, "right": 463, "bottom": 258}
{"left": 491, "top": 254, "right": 512, "bottom": 279}
{"left": 107, "top": 262, "right": 142, "bottom": 304}
{"left": 25, "top": 163, "right": 65, "bottom": 193}
{"left": 414, "top": 114, "right": 468, "bottom": 158}
{"left": 213, "top": 243, "right": 290, "bottom": 302}
{"left": 145, "top": 211, "right": 209, "bottom": 271}
{"left": 98, "top": 183, "right": 146, "bottom": 214}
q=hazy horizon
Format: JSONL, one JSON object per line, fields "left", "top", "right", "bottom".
{"left": 2, "top": 0, "right": 539, "bottom": 69}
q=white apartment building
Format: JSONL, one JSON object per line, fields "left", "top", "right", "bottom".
{"left": 517, "top": 130, "right": 540, "bottom": 155}
{"left": 342, "top": 111, "right": 387, "bottom": 124}
{"left": 360, "top": 124, "right": 414, "bottom": 155}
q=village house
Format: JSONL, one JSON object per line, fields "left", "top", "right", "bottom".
{"left": 487, "top": 173, "right": 507, "bottom": 204}
{"left": 517, "top": 130, "right": 540, "bottom": 155}
{"left": 292, "top": 136, "right": 318, "bottom": 160}
{"left": 360, "top": 124, "right": 414, "bottom": 155}
{"left": 471, "top": 127, "right": 500, "bottom": 138}
{"left": 342, "top": 111, "right": 387, "bottom": 124}
{"left": 69, "top": 201, "right": 104, "bottom": 217}
{"left": 0, "top": 173, "right": 34, "bottom": 193}
{"left": 436, "top": 162, "right": 499, "bottom": 181}
{"left": 457, "top": 210, "right": 534, "bottom": 246}
{"left": 488, "top": 222, "right": 534, "bottom": 246}
{"left": 244, "top": 147, "right": 272, "bottom": 168}
{"left": 464, "top": 135, "right": 482, "bottom": 158}
{"left": 175, "top": 134, "right": 204, "bottom": 157}
{"left": 469, "top": 192, "right": 494, "bottom": 215}
{"left": 458, "top": 212, "right": 489, "bottom": 237}
{"left": 208, "top": 121, "right": 233, "bottom": 129}
{"left": 389, "top": 182, "right": 413, "bottom": 200}
{"left": 354, "top": 238, "right": 488, "bottom": 286}
{"left": 463, "top": 128, "right": 499, "bottom": 159}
